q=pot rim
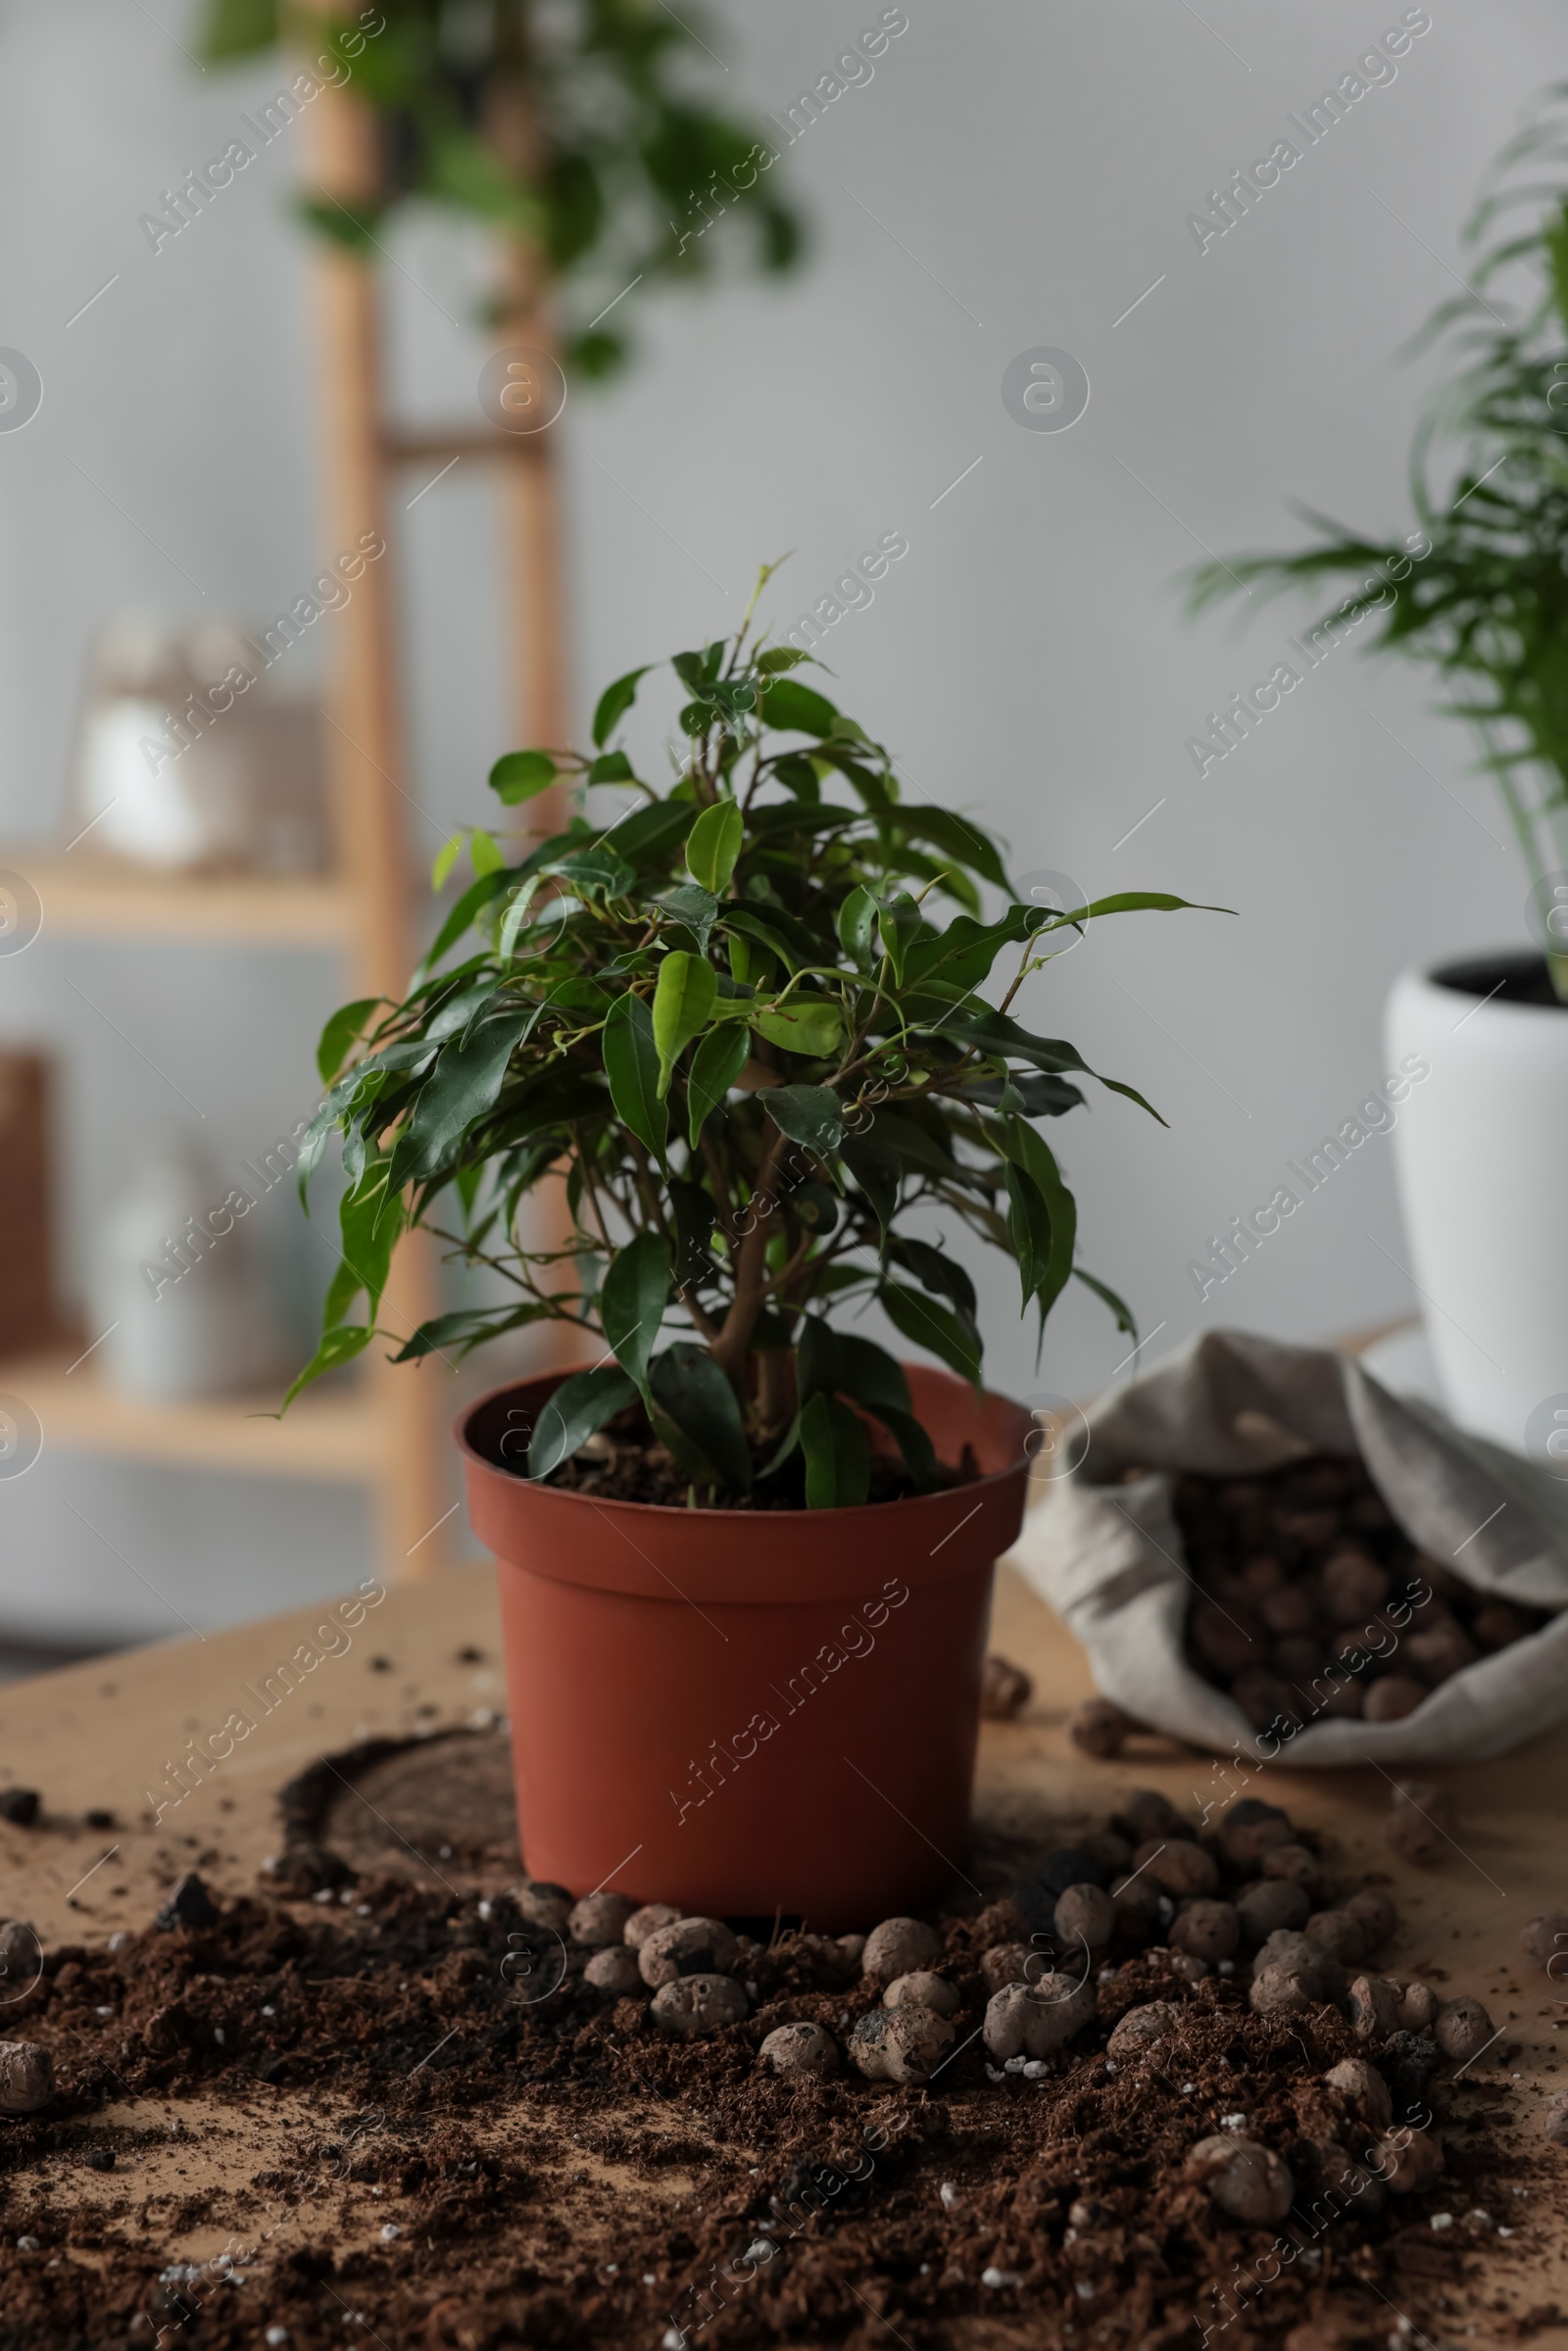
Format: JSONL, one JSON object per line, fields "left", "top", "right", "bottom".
{"left": 1396, "top": 950, "right": 1568, "bottom": 1017}
{"left": 455, "top": 1361, "right": 1034, "bottom": 1529}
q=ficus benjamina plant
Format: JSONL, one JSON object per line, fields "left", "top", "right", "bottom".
{"left": 290, "top": 565, "right": 1221, "bottom": 1506}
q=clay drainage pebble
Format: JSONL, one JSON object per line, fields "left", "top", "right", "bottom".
{"left": 0, "top": 1775, "right": 1535, "bottom": 2349}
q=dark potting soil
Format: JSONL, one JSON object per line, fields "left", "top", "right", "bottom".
{"left": 1430, "top": 950, "right": 1568, "bottom": 1009}
{"left": 1172, "top": 1452, "right": 1550, "bottom": 1732}
{"left": 0, "top": 1736, "right": 1538, "bottom": 2351}
{"left": 535, "top": 1403, "right": 980, "bottom": 1511}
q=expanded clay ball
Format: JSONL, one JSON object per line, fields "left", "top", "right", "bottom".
{"left": 1474, "top": 1601, "right": 1537, "bottom": 1650}
{"left": 1348, "top": 1976, "right": 1402, "bottom": 2042}
{"left": 1235, "top": 1879, "right": 1310, "bottom": 1940}
{"left": 1370, "top": 2128, "right": 1444, "bottom": 2195}
{"left": 760, "top": 2022, "right": 838, "bottom": 2079}
{"left": 861, "top": 1917, "right": 942, "bottom": 1982}
{"left": 836, "top": 1934, "right": 867, "bottom": 1969}
{"left": 568, "top": 1892, "right": 634, "bottom": 1947}
{"left": 1364, "top": 1677, "right": 1428, "bottom": 1725}
{"left": 1324, "top": 2058, "right": 1394, "bottom": 2132}
{"left": 1321, "top": 1548, "right": 1391, "bottom": 1624}
{"left": 1310, "top": 2139, "right": 1386, "bottom": 2220}
{"left": 1186, "top": 2135, "right": 1295, "bottom": 2226}
{"left": 850, "top": 2005, "right": 956, "bottom": 2085}
{"left": 1067, "top": 1696, "right": 1136, "bottom": 1758}
{"left": 1109, "top": 1875, "right": 1161, "bottom": 1948}
{"left": 1250, "top": 1962, "right": 1319, "bottom": 2019}
{"left": 638, "top": 1917, "right": 739, "bottom": 1987}
{"left": 1521, "top": 1914, "right": 1568, "bottom": 1972}
{"left": 1054, "top": 1884, "right": 1115, "bottom": 1952}
{"left": 650, "top": 1975, "right": 748, "bottom": 2039}
{"left": 884, "top": 1971, "right": 961, "bottom": 2019}
{"left": 1345, "top": 1887, "right": 1398, "bottom": 1952}
{"left": 1405, "top": 1621, "right": 1480, "bottom": 1685}
{"left": 583, "top": 1946, "right": 641, "bottom": 1996}
{"left": 1134, "top": 1838, "right": 1219, "bottom": 1899}
{"left": 1171, "top": 1900, "right": 1240, "bottom": 1964}
{"left": 1396, "top": 1981, "right": 1440, "bottom": 2032}
{"left": 1121, "top": 1789, "right": 1184, "bottom": 1843}
{"left": 622, "top": 1903, "right": 681, "bottom": 1949}
{"left": 0, "top": 2041, "right": 52, "bottom": 2115}
{"left": 980, "top": 1654, "right": 1033, "bottom": 1720}
{"left": 981, "top": 1944, "right": 1031, "bottom": 1993}
{"left": 1304, "top": 1910, "right": 1367, "bottom": 1966}
{"left": 1105, "top": 2001, "right": 1181, "bottom": 2060}
{"left": 1385, "top": 1781, "right": 1457, "bottom": 1867}
{"left": 984, "top": 1975, "right": 1098, "bottom": 2061}
{"left": 517, "top": 1882, "right": 573, "bottom": 1933}
{"left": 1260, "top": 1843, "right": 1320, "bottom": 1891}
{"left": 1434, "top": 1994, "right": 1494, "bottom": 2066}
{"left": 1080, "top": 1828, "right": 1133, "bottom": 1876}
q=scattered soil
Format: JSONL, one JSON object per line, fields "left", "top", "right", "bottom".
{"left": 533, "top": 1401, "right": 979, "bottom": 1511}
{"left": 0, "top": 1733, "right": 1548, "bottom": 2350}
{"left": 1173, "top": 1452, "right": 1549, "bottom": 1731}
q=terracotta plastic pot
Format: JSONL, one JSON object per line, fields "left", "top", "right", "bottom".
{"left": 458, "top": 1363, "right": 1033, "bottom": 1929}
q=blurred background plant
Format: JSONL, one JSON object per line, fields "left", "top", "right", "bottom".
{"left": 1190, "top": 88, "right": 1568, "bottom": 998}
{"left": 198, "top": 0, "right": 805, "bottom": 374}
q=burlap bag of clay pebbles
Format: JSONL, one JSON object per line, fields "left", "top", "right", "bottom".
{"left": 1007, "top": 1327, "right": 1568, "bottom": 1764}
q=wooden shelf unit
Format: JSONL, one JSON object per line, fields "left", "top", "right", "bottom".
{"left": 15, "top": 55, "right": 570, "bottom": 1588}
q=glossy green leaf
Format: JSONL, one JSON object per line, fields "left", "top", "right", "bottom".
{"left": 1074, "top": 1264, "right": 1138, "bottom": 1341}
{"left": 685, "top": 799, "right": 744, "bottom": 894}
{"left": 800, "top": 1391, "right": 870, "bottom": 1508}
{"left": 795, "top": 1314, "right": 840, "bottom": 1403}
{"left": 280, "top": 1321, "right": 373, "bottom": 1412}
{"left": 763, "top": 1084, "right": 844, "bottom": 1157}
{"left": 587, "top": 750, "right": 636, "bottom": 785}
{"left": 469, "top": 827, "right": 504, "bottom": 878}
{"left": 602, "top": 992, "right": 667, "bottom": 1171}
{"left": 529, "top": 1367, "right": 638, "bottom": 1478}
{"left": 754, "top": 999, "right": 843, "bottom": 1059}
{"left": 655, "top": 882, "right": 719, "bottom": 953}
{"left": 833, "top": 1334, "right": 911, "bottom": 1416}
{"left": 601, "top": 1230, "right": 670, "bottom": 1395}
{"left": 316, "top": 997, "right": 379, "bottom": 1087}
{"left": 489, "top": 750, "right": 558, "bottom": 805}
{"left": 893, "top": 806, "right": 1011, "bottom": 894}
{"left": 592, "top": 664, "right": 654, "bottom": 749}
{"left": 863, "top": 1400, "right": 940, "bottom": 1489}
{"left": 885, "top": 1235, "right": 977, "bottom": 1320}
{"left": 997, "top": 1114, "right": 1077, "bottom": 1325}
{"left": 880, "top": 1282, "right": 983, "bottom": 1391}
{"left": 431, "top": 833, "right": 465, "bottom": 892}
{"left": 652, "top": 951, "right": 718, "bottom": 1097}
{"left": 650, "top": 1344, "right": 752, "bottom": 1491}
{"left": 760, "top": 678, "right": 838, "bottom": 736}
{"left": 875, "top": 891, "right": 922, "bottom": 985}
{"left": 836, "top": 884, "right": 877, "bottom": 965}
{"left": 687, "top": 1022, "right": 749, "bottom": 1147}
{"left": 391, "top": 1008, "right": 536, "bottom": 1187}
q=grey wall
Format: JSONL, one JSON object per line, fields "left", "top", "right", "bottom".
{"left": 0, "top": 0, "right": 1555, "bottom": 1644}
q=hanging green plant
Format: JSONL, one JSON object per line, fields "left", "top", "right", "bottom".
{"left": 198, "top": 0, "right": 804, "bottom": 374}
{"left": 291, "top": 563, "right": 1225, "bottom": 1506}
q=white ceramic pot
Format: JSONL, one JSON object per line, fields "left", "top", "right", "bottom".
{"left": 1385, "top": 954, "right": 1568, "bottom": 1454}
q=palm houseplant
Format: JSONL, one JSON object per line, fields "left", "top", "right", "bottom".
{"left": 1189, "top": 93, "right": 1568, "bottom": 1458}
{"left": 292, "top": 587, "right": 1213, "bottom": 1921}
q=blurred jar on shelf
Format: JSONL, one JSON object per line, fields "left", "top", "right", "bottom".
{"left": 72, "top": 613, "right": 330, "bottom": 875}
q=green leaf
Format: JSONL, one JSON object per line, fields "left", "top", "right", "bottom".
{"left": 489, "top": 750, "right": 559, "bottom": 805}
{"left": 685, "top": 799, "right": 744, "bottom": 894}
{"left": 655, "top": 882, "right": 719, "bottom": 953}
{"left": 687, "top": 1023, "right": 750, "bottom": 1147}
{"left": 760, "top": 679, "right": 838, "bottom": 736}
{"left": 1004, "top": 1163, "right": 1053, "bottom": 1317}
{"left": 875, "top": 891, "right": 923, "bottom": 986}
{"left": 603, "top": 800, "right": 698, "bottom": 863}
{"left": 795, "top": 1314, "right": 841, "bottom": 1404}
{"left": 833, "top": 1334, "right": 911, "bottom": 1415}
{"left": 1074, "top": 1264, "right": 1138, "bottom": 1341}
{"left": 391, "top": 1009, "right": 537, "bottom": 1187}
{"left": 326, "top": 1164, "right": 403, "bottom": 1330}
{"left": 863, "top": 1401, "right": 940, "bottom": 1490}
{"left": 431, "top": 833, "right": 465, "bottom": 892}
{"left": 546, "top": 847, "right": 636, "bottom": 901}
{"left": 893, "top": 807, "right": 1012, "bottom": 893}
{"left": 905, "top": 903, "right": 1044, "bottom": 993}
{"left": 389, "top": 1302, "right": 555, "bottom": 1364}
{"left": 997, "top": 1115, "right": 1077, "bottom": 1324}
{"left": 800, "top": 1392, "right": 870, "bottom": 1508}
{"left": 279, "top": 1321, "right": 372, "bottom": 1413}
{"left": 836, "top": 884, "right": 878, "bottom": 965}
{"left": 602, "top": 992, "right": 668, "bottom": 1171}
{"left": 529, "top": 1367, "right": 638, "bottom": 1478}
{"left": 587, "top": 750, "right": 636, "bottom": 785}
{"left": 601, "top": 1231, "right": 671, "bottom": 1396}
{"left": 763, "top": 1084, "right": 845, "bottom": 1156}
{"left": 880, "top": 1282, "right": 983, "bottom": 1391}
{"left": 469, "top": 827, "right": 504, "bottom": 878}
{"left": 316, "top": 997, "right": 379, "bottom": 1087}
{"left": 842, "top": 1137, "right": 900, "bottom": 1238}
{"left": 886, "top": 1235, "right": 977, "bottom": 1320}
{"left": 418, "top": 867, "right": 514, "bottom": 975}
{"left": 650, "top": 1344, "right": 752, "bottom": 1492}
{"left": 652, "top": 952, "right": 718, "bottom": 1097}
{"left": 754, "top": 999, "right": 843, "bottom": 1058}
{"left": 757, "top": 645, "right": 808, "bottom": 672}
{"left": 593, "top": 664, "right": 655, "bottom": 748}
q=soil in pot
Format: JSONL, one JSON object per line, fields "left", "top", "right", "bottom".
{"left": 536, "top": 1398, "right": 982, "bottom": 1510}
{"left": 0, "top": 1743, "right": 1538, "bottom": 2351}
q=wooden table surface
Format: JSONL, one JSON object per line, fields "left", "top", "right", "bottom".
{"left": 2, "top": 1549, "right": 1565, "bottom": 2343}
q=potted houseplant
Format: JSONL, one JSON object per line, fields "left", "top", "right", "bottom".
{"left": 289, "top": 581, "right": 1213, "bottom": 1923}
{"left": 1189, "top": 96, "right": 1568, "bottom": 1458}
